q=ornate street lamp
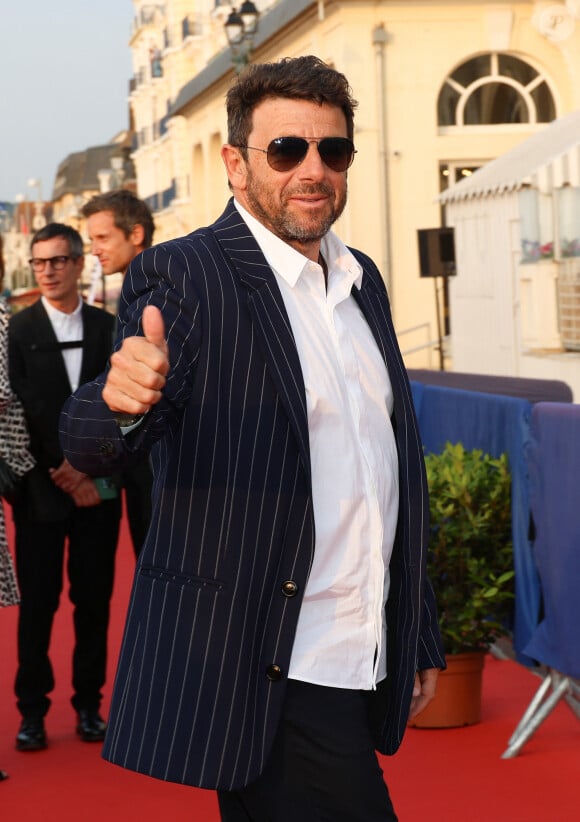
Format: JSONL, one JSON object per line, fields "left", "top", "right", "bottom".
{"left": 27, "top": 178, "right": 46, "bottom": 231}
{"left": 224, "top": 2, "right": 260, "bottom": 74}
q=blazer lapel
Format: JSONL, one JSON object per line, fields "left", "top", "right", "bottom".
{"left": 28, "top": 301, "right": 73, "bottom": 394}
{"left": 212, "top": 202, "right": 311, "bottom": 479}
{"left": 79, "top": 304, "right": 107, "bottom": 384}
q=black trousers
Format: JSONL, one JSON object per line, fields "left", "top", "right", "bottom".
{"left": 218, "top": 680, "right": 398, "bottom": 822}
{"left": 121, "top": 456, "right": 152, "bottom": 558}
{"left": 13, "top": 498, "right": 121, "bottom": 718}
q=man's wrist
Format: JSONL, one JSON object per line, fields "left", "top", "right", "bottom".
{"left": 114, "top": 413, "right": 145, "bottom": 429}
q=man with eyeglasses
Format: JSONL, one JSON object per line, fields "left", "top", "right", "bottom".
{"left": 8, "top": 223, "right": 121, "bottom": 752}
{"left": 60, "top": 57, "right": 444, "bottom": 820}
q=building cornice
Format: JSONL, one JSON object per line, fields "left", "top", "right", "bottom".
{"left": 169, "top": 0, "right": 317, "bottom": 117}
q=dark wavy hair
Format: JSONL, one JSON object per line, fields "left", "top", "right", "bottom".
{"left": 31, "top": 222, "right": 84, "bottom": 258}
{"left": 81, "top": 189, "right": 155, "bottom": 248}
{"left": 226, "top": 55, "right": 358, "bottom": 155}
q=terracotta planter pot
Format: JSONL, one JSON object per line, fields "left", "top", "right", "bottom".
{"left": 409, "top": 651, "right": 486, "bottom": 728}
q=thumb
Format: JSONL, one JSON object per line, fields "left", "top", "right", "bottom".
{"left": 142, "top": 305, "right": 166, "bottom": 349}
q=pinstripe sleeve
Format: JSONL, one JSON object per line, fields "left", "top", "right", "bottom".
{"left": 60, "top": 239, "right": 202, "bottom": 474}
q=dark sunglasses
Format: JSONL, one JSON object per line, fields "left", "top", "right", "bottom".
{"left": 240, "top": 136, "right": 356, "bottom": 173}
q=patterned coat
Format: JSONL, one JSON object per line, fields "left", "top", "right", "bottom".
{"left": 0, "top": 299, "right": 34, "bottom": 607}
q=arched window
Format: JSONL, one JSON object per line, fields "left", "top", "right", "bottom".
{"left": 438, "top": 53, "right": 556, "bottom": 128}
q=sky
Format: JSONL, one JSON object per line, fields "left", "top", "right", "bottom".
{"left": 0, "top": 1, "right": 134, "bottom": 203}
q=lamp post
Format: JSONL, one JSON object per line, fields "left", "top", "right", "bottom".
{"left": 13, "top": 194, "right": 34, "bottom": 289}
{"left": 224, "top": 2, "right": 260, "bottom": 74}
{"left": 27, "top": 178, "right": 46, "bottom": 230}
{"left": 97, "top": 154, "right": 126, "bottom": 194}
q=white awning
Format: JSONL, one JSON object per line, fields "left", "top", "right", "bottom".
{"left": 440, "top": 110, "right": 580, "bottom": 203}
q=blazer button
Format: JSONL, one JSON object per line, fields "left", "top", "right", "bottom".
{"left": 281, "top": 580, "right": 298, "bottom": 597}
{"left": 98, "top": 440, "right": 115, "bottom": 456}
{"left": 266, "top": 664, "right": 283, "bottom": 682}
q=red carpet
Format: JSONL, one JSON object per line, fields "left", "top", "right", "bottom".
{"left": 1, "top": 503, "right": 579, "bottom": 820}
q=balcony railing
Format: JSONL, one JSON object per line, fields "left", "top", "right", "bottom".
{"left": 152, "top": 115, "right": 170, "bottom": 141}
{"left": 130, "top": 58, "right": 163, "bottom": 94}
{"left": 132, "top": 4, "right": 165, "bottom": 36}
{"left": 151, "top": 50, "right": 163, "bottom": 78}
{"left": 161, "top": 181, "right": 176, "bottom": 209}
{"left": 144, "top": 180, "right": 177, "bottom": 213}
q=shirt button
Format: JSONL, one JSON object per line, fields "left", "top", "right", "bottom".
{"left": 266, "top": 664, "right": 283, "bottom": 682}
{"left": 281, "top": 580, "right": 298, "bottom": 597}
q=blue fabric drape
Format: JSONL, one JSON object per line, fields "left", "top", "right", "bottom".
{"left": 523, "top": 402, "right": 580, "bottom": 677}
{"left": 410, "top": 382, "right": 538, "bottom": 665}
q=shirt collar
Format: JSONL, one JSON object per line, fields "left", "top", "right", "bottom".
{"left": 41, "top": 295, "right": 83, "bottom": 324}
{"left": 234, "top": 199, "right": 363, "bottom": 291}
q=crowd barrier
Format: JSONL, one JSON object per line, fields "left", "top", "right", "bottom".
{"left": 410, "top": 376, "right": 580, "bottom": 755}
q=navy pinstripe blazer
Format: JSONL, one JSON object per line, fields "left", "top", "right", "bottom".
{"left": 60, "top": 199, "right": 445, "bottom": 791}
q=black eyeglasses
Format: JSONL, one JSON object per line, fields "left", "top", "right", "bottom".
{"left": 28, "top": 255, "right": 76, "bottom": 272}
{"left": 240, "top": 136, "right": 356, "bottom": 173}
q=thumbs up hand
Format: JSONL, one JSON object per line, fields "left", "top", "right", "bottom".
{"left": 142, "top": 303, "right": 167, "bottom": 351}
{"left": 103, "top": 305, "right": 170, "bottom": 415}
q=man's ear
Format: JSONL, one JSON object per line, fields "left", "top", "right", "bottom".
{"left": 130, "top": 223, "right": 145, "bottom": 249}
{"left": 221, "top": 144, "right": 247, "bottom": 191}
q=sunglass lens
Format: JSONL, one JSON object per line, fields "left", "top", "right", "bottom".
{"left": 267, "top": 138, "right": 308, "bottom": 172}
{"left": 266, "top": 137, "right": 355, "bottom": 172}
{"left": 319, "top": 138, "right": 354, "bottom": 172}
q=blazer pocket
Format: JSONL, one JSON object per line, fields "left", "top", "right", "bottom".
{"left": 138, "top": 565, "right": 226, "bottom": 592}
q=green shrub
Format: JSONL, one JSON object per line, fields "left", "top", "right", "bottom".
{"left": 425, "top": 442, "right": 515, "bottom": 655}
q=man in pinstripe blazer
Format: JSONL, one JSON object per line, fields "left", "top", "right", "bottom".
{"left": 60, "top": 56, "right": 445, "bottom": 821}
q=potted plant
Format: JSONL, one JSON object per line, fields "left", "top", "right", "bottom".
{"left": 411, "top": 442, "right": 515, "bottom": 727}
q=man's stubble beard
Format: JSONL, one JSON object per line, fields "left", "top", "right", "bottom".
{"left": 244, "top": 170, "right": 347, "bottom": 245}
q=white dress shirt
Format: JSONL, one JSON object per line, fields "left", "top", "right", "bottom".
{"left": 235, "top": 201, "right": 399, "bottom": 690}
{"left": 42, "top": 296, "right": 83, "bottom": 393}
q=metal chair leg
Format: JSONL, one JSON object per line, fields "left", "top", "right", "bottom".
{"left": 564, "top": 678, "right": 580, "bottom": 719}
{"left": 502, "top": 671, "right": 570, "bottom": 758}
{"left": 506, "top": 672, "right": 552, "bottom": 747}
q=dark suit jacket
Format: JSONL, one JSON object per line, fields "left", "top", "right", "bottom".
{"left": 9, "top": 299, "right": 115, "bottom": 520}
{"left": 60, "top": 200, "right": 445, "bottom": 790}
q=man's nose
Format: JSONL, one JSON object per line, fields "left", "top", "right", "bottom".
{"left": 297, "top": 143, "right": 326, "bottom": 178}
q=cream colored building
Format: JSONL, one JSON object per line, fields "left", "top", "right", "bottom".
{"left": 129, "top": 0, "right": 580, "bottom": 371}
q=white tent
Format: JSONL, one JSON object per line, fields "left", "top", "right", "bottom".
{"left": 441, "top": 109, "right": 580, "bottom": 201}
{"left": 441, "top": 112, "right": 580, "bottom": 399}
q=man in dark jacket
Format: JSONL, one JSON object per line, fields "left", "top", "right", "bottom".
{"left": 60, "top": 58, "right": 445, "bottom": 821}
{"left": 9, "top": 223, "right": 121, "bottom": 751}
